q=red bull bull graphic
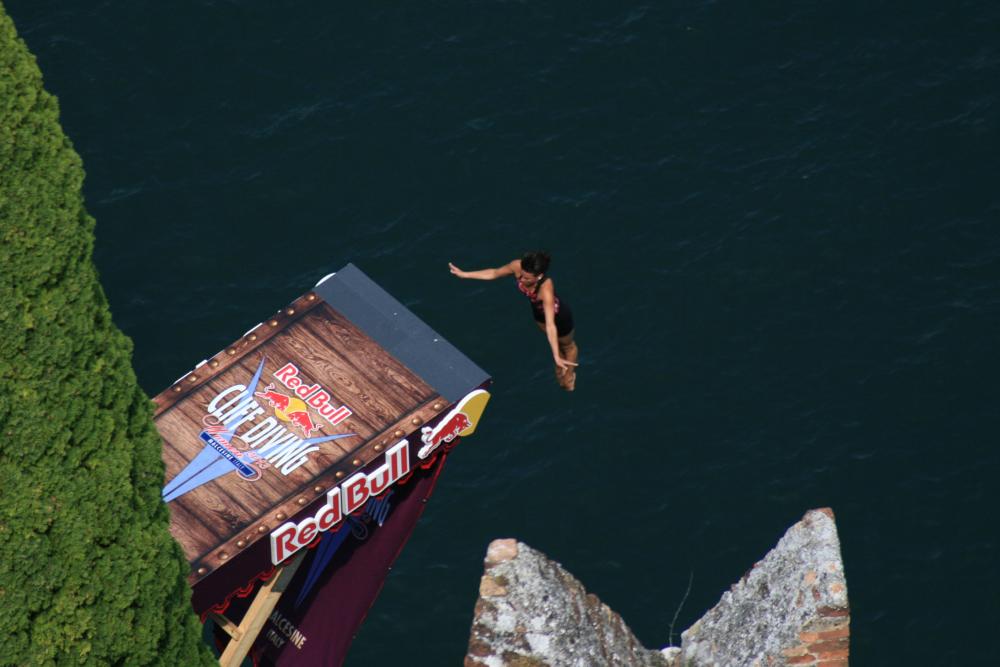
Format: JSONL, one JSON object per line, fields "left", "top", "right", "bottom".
{"left": 287, "top": 410, "right": 318, "bottom": 437}
{"left": 417, "top": 388, "right": 491, "bottom": 460}
{"left": 254, "top": 385, "right": 293, "bottom": 412}
{"left": 418, "top": 412, "right": 470, "bottom": 456}
{"left": 254, "top": 384, "right": 320, "bottom": 437}
{"left": 161, "top": 356, "right": 356, "bottom": 503}
{"left": 269, "top": 439, "right": 411, "bottom": 564}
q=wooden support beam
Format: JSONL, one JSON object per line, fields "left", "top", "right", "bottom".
{"left": 218, "top": 552, "right": 306, "bottom": 667}
{"left": 210, "top": 612, "right": 242, "bottom": 641}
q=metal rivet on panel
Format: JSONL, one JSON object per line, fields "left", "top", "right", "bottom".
{"left": 197, "top": 567, "right": 207, "bottom": 575}
{"left": 219, "top": 552, "right": 229, "bottom": 561}
{"left": 394, "top": 429, "right": 404, "bottom": 438}
{"left": 286, "top": 308, "right": 295, "bottom": 315}
{"left": 352, "top": 458, "right": 362, "bottom": 466}
{"left": 276, "top": 512, "right": 286, "bottom": 521}
{"left": 336, "top": 471, "right": 345, "bottom": 479}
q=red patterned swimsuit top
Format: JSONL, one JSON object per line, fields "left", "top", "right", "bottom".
{"left": 516, "top": 276, "right": 560, "bottom": 314}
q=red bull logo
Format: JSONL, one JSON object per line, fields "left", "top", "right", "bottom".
{"left": 418, "top": 411, "right": 471, "bottom": 459}
{"left": 162, "top": 356, "right": 357, "bottom": 502}
{"left": 255, "top": 384, "right": 319, "bottom": 437}
{"left": 425, "top": 412, "right": 470, "bottom": 448}
{"left": 273, "top": 363, "right": 352, "bottom": 427}
{"left": 417, "top": 389, "right": 490, "bottom": 460}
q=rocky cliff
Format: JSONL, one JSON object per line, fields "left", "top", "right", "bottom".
{"left": 465, "top": 508, "right": 849, "bottom": 667}
{"left": 466, "top": 539, "right": 669, "bottom": 667}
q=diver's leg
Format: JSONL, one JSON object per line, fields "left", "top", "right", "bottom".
{"left": 558, "top": 332, "right": 577, "bottom": 391}
{"left": 536, "top": 323, "right": 577, "bottom": 390}
{"left": 536, "top": 322, "right": 567, "bottom": 388}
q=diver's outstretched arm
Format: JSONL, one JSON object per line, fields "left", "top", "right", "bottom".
{"left": 448, "top": 260, "right": 518, "bottom": 280}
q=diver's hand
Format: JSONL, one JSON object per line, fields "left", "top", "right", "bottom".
{"left": 554, "top": 356, "right": 579, "bottom": 372}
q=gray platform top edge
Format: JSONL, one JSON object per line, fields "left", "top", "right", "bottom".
{"left": 313, "top": 263, "right": 490, "bottom": 403}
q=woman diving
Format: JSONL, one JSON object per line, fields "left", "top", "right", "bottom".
{"left": 448, "top": 251, "right": 579, "bottom": 391}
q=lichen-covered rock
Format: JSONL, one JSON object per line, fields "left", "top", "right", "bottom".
{"left": 679, "top": 508, "right": 850, "bottom": 667}
{"left": 468, "top": 509, "right": 850, "bottom": 667}
{"left": 465, "top": 539, "right": 668, "bottom": 667}
{"left": 660, "top": 646, "right": 682, "bottom": 666}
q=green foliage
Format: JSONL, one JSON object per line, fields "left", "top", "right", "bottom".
{"left": 0, "top": 6, "right": 214, "bottom": 665}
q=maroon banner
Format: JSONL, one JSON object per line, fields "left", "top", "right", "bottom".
{"left": 209, "top": 451, "right": 450, "bottom": 666}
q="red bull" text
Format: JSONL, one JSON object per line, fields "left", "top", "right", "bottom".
{"left": 273, "top": 362, "right": 352, "bottom": 427}
{"left": 269, "top": 439, "right": 411, "bottom": 564}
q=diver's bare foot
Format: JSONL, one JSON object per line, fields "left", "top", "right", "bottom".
{"left": 556, "top": 366, "right": 575, "bottom": 392}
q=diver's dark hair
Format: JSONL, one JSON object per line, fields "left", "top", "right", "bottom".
{"left": 520, "top": 250, "right": 551, "bottom": 275}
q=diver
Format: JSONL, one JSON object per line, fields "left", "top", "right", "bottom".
{"left": 448, "top": 251, "right": 578, "bottom": 391}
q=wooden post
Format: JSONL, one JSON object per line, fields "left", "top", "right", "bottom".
{"left": 210, "top": 612, "right": 243, "bottom": 641}
{"left": 217, "top": 552, "right": 306, "bottom": 667}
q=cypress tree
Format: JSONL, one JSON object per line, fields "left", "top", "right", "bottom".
{"left": 0, "top": 6, "right": 214, "bottom": 664}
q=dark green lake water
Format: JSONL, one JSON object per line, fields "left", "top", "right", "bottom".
{"left": 7, "top": 1, "right": 999, "bottom": 664}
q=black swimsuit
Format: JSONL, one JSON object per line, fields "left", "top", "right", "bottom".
{"left": 517, "top": 276, "right": 575, "bottom": 337}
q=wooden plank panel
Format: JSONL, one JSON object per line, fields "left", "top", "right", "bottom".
{"left": 157, "top": 354, "right": 364, "bottom": 560}
{"left": 157, "top": 362, "right": 302, "bottom": 505}
{"left": 303, "top": 305, "right": 436, "bottom": 407}
{"left": 160, "top": 352, "right": 359, "bottom": 474}
{"left": 192, "top": 394, "right": 449, "bottom": 580}
{"left": 226, "top": 355, "right": 359, "bottom": 462}
{"left": 161, "top": 397, "right": 292, "bottom": 520}
{"left": 152, "top": 293, "right": 324, "bottom": 416}
{"left": 158, "top": 343, "right": 377, "bottom": 561}
{"left": 160, "top": 435, "right": 264, "bottom": 560}
{"left": 238, "top": 338, "right": 383, "bottom": 441}
{"left": 157, "top": 376, "right": 280, "bottom": 560}
{"left": 174, "top": 485, "right": 256, "bottom": 556}
{"left": 165, "top": 495, "right": 225, "bottom": 560}
{"left": 275, "top": 317, "right": 418, "bottom": 431}
{"left": 222, "top": 350, "right": 376, "bottom": 481}
{"left": 158, "top": 407, "right": 274, "bottom": 544}
{"left": 151, "top": 290, "right": 466, "bottom": 580}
